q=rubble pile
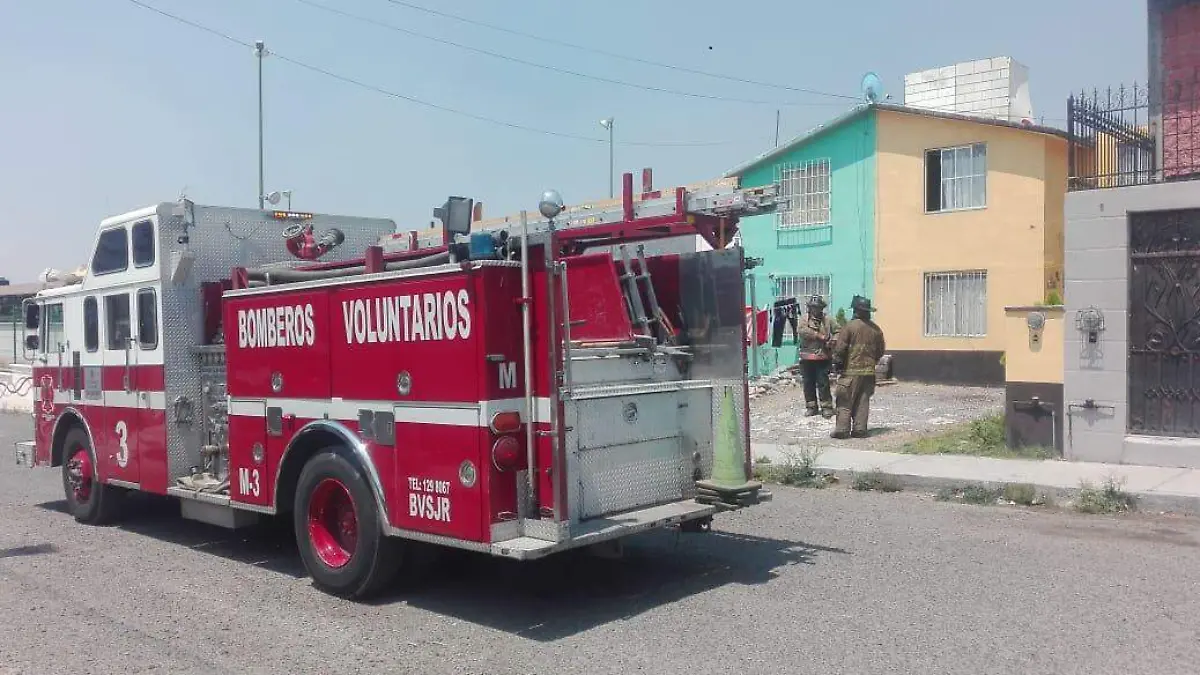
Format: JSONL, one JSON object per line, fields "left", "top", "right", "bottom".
{"left": 748, "top": 367, "right": 799, "bottom": 401}
{"left": 749, "top": 376, "right": 1005, "bottom": 449}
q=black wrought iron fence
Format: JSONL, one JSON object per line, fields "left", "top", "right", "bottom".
{"left": 1067, "top": 78, "right": 1200, "bottom": 191}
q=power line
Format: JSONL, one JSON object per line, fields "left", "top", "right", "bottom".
{"left": 123, "top": 0, "right": 777, "bottom": 147}
{"left": 292, "top": 0, "right": 841, "bottom": 108}
{"left": 376, "top": 0, "right": 861, "bottom": 101}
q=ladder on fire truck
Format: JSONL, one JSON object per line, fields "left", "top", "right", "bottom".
{"left": 373, "top": 173, "right": 782, "bottom": 349}
{"left": 378, "top": 174, "right": 781, "bottom": 258}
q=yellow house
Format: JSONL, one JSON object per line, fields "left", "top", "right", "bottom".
{"left": 873, "top": 105, "right": 1069, "bottom": 385}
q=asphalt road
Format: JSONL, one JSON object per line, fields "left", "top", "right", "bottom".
{"left": 2, "top": 413, "right": 1199, "bottom": 675}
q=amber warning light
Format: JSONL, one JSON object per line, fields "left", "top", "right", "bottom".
{"left": 271, "top": 211, "right": 314, "bottom": 221}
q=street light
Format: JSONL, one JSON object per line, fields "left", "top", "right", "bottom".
{"left": 255, "top": 40, "right": 268, "bottom": 210}
{"left": 599, "top": 117, "right": 614, "bottom": 198}
{"left": 265, "top": 190, "right": 293, "bottom": 210}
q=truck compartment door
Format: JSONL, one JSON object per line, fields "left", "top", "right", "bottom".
{"left": 392, "top": 407, "right": 486, "bottom": 543}
{"left": 566, "top": 389, "right": 695, "bottom": 521}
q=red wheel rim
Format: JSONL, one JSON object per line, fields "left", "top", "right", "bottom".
{"left": 66, "top": 447, "right": 93, "bottom": 503}
{"left": 307, "top": 478, "right": 358, "bottom": 569}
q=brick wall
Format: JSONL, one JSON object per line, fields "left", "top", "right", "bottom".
{"left": 1161, "top": 2, "right": 1200, "bottom": 177}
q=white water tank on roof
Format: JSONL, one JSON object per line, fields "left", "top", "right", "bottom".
{"left": 903, "top": 56, "right": 1034, "bottom": 123}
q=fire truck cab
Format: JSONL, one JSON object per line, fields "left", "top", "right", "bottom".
{"left": 18, "top": 176, "right": 776, "bottom": 599}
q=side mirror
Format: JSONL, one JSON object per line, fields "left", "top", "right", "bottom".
{"left": 24, "top": 334, "right": 39, "bottom": 351}
{"left": 24, "top": 303, "right": 39, "bottom": 330}
{"left": 434, "top": 196, "right": 474, "bottom": 238}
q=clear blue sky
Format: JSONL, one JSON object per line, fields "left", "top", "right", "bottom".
{"left": 0, "top": 0, "right": 1145, "bottom": 282}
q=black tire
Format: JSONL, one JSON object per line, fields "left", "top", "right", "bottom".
{"left": 60, "top": 426, "right": 121, "bottom": 525}
{"left": 294, "top": 449, "right": 403, "bottom": 600}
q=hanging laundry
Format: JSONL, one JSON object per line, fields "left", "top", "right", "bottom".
{"left": 771, "top": 297, "right": 799, "bottom": 348}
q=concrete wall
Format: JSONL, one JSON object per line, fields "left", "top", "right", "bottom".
{"left": 0, "top": 367, "right": 33, "bottom": 415}
{"left": 738, "top": 111, "right": 877, "bottom": 370}
{"left": 1004, "top": 306, "right": 1065, "bottom": 384}
{"left": 1003, "top": 306, "right": 1064, "bottom": 451}
{"left": 1064, "top": 181, "right": 1200, "bottom": 468}
{"left": 1043, "top": 141, "right": 1068, "bottom": 295}
{"left": 873, "top": 108, "right": 1066, "bottom": 384}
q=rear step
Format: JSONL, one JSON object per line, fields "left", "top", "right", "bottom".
{"left": 490, "top": 500, "right": 717, "bottom": 560}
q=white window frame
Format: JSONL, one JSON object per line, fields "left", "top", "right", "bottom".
{"left": 775, "top": 158, "right": 831, "bottom": 229}
{"left": 772, "top": 274, "right": 831, "bottom": 303}
{"left": 925, "top": 143, "right": 987, "bottom": 213}
{"left": 923, "top": 270, "right": 987, "bottom": 337}
{"left": 40, "top": 302, "right": 66, "bottom": 355}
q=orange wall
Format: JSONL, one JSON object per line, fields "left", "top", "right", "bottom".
{"left": 874, "top": 109, "right": 1067, "bottom": 352}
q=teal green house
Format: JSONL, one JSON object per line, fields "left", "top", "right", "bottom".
{"left": 725, "top": 106, "right": 877, "bottom": 374}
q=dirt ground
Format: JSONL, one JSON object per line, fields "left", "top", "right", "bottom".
{"left": 749, "top": 376, "right": 1004, "bottom": 450}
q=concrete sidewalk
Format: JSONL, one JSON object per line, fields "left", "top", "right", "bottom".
{"left": 753, "top": 442, "right": 1200, "bottom": 515}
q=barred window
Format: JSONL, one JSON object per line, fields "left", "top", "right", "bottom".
{"left": 776, "top": 158, "right": 831, "bottom": 228}
{"left": 924, "top": 271, "right": 987, "bottom": 337}
{"left": 773, "top": 275, "right": 830, "bottom": 303}
{"left": 925, "top": 143, "right": 986, "bottom": 212}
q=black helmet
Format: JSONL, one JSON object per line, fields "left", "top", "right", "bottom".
{"left": 851, "top": 295, "right": 875, "bottom": 313}
{"left": 806, "top": 294, "right": 827, "bottom": 309}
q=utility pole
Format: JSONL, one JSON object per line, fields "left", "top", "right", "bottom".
{"left": 775, "top": 110, "right": 780, "bottom": 147}
{"left": 600, "top": 117, "right": 614, "bottom": 198}
{"left": 256, "top": 40, "right": 267, "bottom": 210}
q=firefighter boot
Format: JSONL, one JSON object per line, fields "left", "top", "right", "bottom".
{"left": 831, "top": 379, "right": 851, "bottom": 439}
{"left": 804, "top": 403, "right": 820, "bottom": 417}
{"left": 830, "top": 402, "right": 852, "bottom": 438}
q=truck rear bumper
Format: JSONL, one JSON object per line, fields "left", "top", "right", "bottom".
{"left": 490, "top": 499, "right": 718, "bottom": 561}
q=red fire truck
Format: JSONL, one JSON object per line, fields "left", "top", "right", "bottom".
{"left": 15, "top": 173, "right": 778, "bottom": 599}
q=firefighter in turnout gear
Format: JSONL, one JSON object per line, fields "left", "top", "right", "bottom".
{"left": 795, "top": 294, "right": 835, "bottom": 418}
{"left": 831, "top": 295, "right": 886, "bottom": 439}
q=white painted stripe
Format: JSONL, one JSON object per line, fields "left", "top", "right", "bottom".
{"left": 481, "top": 397, "right": 553, "bottom": 424}
{"left": 227, "top": 399, "right": 265, "bottom": 417}
{"left": 49, "top": 389, "right": 167, "bottom": 410}
{"left": 228, "top": 396, "right": 554, "bottom": 427}
{"left": 393, "top": 405, "right": 479, "bottom": 427}
{"left": 41, "top": 389, "right": 552, "bottom": 425}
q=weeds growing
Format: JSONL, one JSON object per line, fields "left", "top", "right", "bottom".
{"left": 1075, "top": 477, "right": 1137, "bottom": 514}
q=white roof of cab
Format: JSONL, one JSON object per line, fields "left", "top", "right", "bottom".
{"left": 99, "top": 204, "right": 162, "bottom": 229}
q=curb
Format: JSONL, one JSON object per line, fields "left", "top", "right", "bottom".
{"left": 812, "top": 465, "right": 1200, "bottom": 517}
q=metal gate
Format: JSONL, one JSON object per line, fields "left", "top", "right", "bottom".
{"left": 1129, "top": 209, "right": 1200, "bottom": 437}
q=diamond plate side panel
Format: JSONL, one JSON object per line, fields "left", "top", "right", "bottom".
{"left": 573, "top": 391, "right": 681, "bottom": 450}
{"left": 569, "top": 355, "right": 656, "bottom": 387}
{"left": 577, "top": 439, "right": 688, "bottom": 519}
{"left": 677, "top": 385, "right": 714, "bottom": 495}
{"left": 157, "top": 203, "right": 397, "bottom": 480}
{"left": 566, "top": 389, "right": 694, "bottom": 521}
{"left": 521, "top": 517, "right": 567, "bottom": 542}
{"left": 568, "top": 351, "right": 686, "bottom": 388}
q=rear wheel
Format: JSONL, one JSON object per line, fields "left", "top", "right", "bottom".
{"left": 294, "top": 450, "right": 402, "bottom": 599}
{"left": 61, "top": 427, "right": 120, "bottom": 524}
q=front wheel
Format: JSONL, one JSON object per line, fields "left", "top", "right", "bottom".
{"left": 294, "top": 450, "right": 402, "bottom": 599}
{"left": 60, "top": 427, "right": 121, "bottom": 524}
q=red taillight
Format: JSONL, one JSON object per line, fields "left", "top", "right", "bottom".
{"left": 489, "top": 411, "right": 522, "bottom": 434}
{"left": 491, "top": 436, "right": 522, "bottom": 471}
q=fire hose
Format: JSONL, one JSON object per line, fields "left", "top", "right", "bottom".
{"left": 245, "top": 250, "right": 451, "bottom": 284}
